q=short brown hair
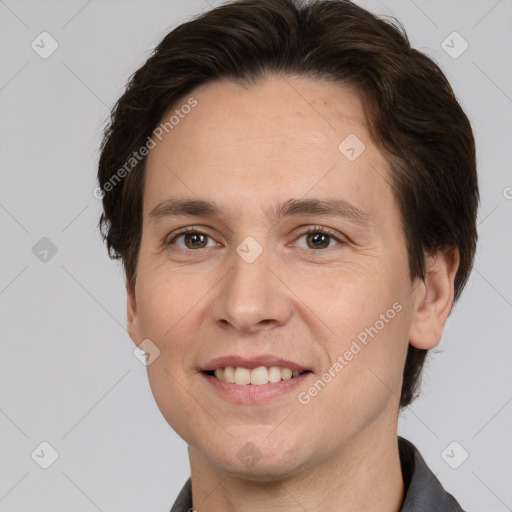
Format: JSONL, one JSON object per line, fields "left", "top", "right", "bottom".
{"left": 97, "top": 0, "right": 479, "bottom": 408}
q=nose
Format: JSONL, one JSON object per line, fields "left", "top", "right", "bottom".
{"left": 211, "top": 246, "right": 293, "bottom": 334}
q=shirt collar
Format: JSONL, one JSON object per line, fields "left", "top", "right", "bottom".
{"left": 398, "top": 436, "right": 465, "bottom": 511}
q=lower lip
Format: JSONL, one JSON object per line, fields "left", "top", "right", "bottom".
{"left": 201, "top": 372, "right": 311, "bottom": 404}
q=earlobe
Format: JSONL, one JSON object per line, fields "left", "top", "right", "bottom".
{"left": 126, "top": 282, "right": 141, "bottom": 346}
{"left": 409, "top": 248, "right": 460, "bottom": 350}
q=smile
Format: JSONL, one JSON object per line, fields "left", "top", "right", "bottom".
{"left": 206, "top": 366, "right": 308, "bottom": 386}
{"left": 201, "top": 368, "right": 312, "bottom": 404}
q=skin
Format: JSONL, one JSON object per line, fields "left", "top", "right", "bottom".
{"left": 126, "top": 75, "right": 459, "bottom": 512}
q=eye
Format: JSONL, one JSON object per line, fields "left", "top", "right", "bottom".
{"left": 166, "top": 227, "right": 217, "bottom": 250}
{"left": 294, "top": 226, "right": 345, "bottom": 250}
{"left": 165, "top": 225, "right": 345, "bottom": 251}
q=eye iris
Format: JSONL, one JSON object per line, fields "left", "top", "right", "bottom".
{"left": 185, "top": 233, "right": 208, "bottom": 249}
{"left": 307, "top": 232, "right": 330, "bottom": 249}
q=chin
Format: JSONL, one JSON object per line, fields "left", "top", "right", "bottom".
{"left": 202, "top": 438, "right": 314, "bottom": 482}
{"left": 218, "top": 458, "right": 303, "bottom": 483}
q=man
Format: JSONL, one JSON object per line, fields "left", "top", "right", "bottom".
{"left": 97, "top": 0, "right": 478, "bottom": 510}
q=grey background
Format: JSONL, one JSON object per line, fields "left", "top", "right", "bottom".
{"left": 1, "top": 0, "right": 511, "bottom": 510}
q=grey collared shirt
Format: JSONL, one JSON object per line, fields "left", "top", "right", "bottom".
{"left": 170, "top": 437, "right": 465, "bottom": 511}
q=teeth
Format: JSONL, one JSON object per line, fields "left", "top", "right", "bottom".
{"left": 251, "top": 366, "right": 269, "bottom": 385}
{"left": 268, "top": 366, "right": 282, "bottom": 383}
{"left": 213, "top": 366, "right": 304, "bottom": 386}
{"left": 235, "top": 367, "right": 251, "bottom": 385}
{"left": 281, "top": 368, "right": 293, "bottom": 380}
{"left": 223, "top": 366, "right": 235, "bottom": 383}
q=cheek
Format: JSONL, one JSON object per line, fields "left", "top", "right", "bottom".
{"left": 136, "top": 264, "right": 204, "bottom": 339}
{"left": 145, "top": 361, "right": 209, "bottom": 448}
{"left": 291, "top": 248, "right": 407, "bottom": 335}
{"left": 135, "top": 263, "right": 225, "bottom": 379}
{"left": 136, "top": 269, "right": 210, "bottom": 443}
{"left": 308, "top": 313, "right": 409, "bottom": 437}
{"left": 302, "top": 259, "right": 411, "bottom": 414}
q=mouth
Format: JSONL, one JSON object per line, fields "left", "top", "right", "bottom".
{"left": 203, "top": 366, "right": 312, "bottom": 386}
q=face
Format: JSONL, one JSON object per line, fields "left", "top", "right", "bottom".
{"left": 127, "top": 76, "right": 431, "bottom": 479}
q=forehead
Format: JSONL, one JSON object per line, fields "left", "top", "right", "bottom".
{"left": 143, "top": 75, "right": 393, "bottom": 224}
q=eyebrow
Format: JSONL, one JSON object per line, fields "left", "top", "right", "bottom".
{"left": 148, "top": 197, "right": 371, "bottom": 226}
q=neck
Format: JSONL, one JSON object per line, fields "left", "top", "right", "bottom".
{"left": 188, "top": 426, "right": 404, "bottom": 512}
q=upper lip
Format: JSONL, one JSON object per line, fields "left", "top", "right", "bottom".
{"left": 201, "top": 355, "right": 310, "bottom": 372}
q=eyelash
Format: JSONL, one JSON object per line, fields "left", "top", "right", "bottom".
{"left": 165, "top": 225, "right": 346, "bottom": 251}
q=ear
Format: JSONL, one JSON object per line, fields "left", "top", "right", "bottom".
{"left": 409, "top": 248, "right": 460, "bottom": 350}
{"left": 126, "top": 282, "right": 143, "bottom": 347}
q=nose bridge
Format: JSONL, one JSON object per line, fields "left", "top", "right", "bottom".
{"left": 214, "top": 239, "right": 292, "bottom": 332}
